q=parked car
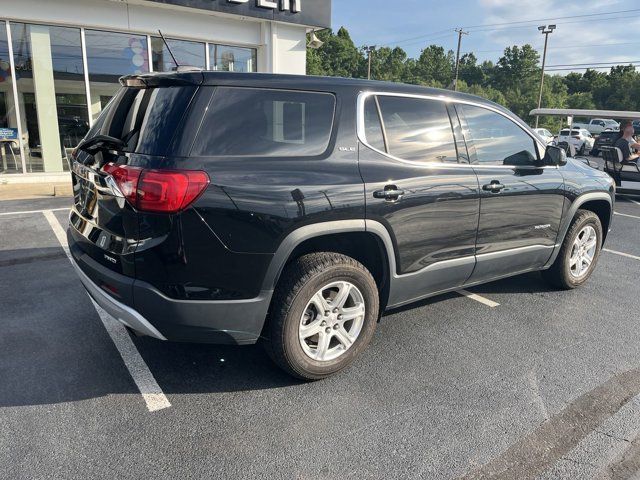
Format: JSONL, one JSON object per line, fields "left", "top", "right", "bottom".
{"left": 534, "top": 128, "right": 555, "bottom": 144}
{"left": 67, "top": 72, "right": 614, "bottom": 380}
{"left": 558, "top": 128, "right": 595, "bottom": 155}
{"left": 572, "top": 118, "right": 619, "bottom": 135}
{"left": 590, "top": 130, "right": 620, "bottom": 156}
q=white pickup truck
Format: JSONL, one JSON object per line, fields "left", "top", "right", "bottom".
{"left": 571, "top": 118, "right": 619, "bottom": 135}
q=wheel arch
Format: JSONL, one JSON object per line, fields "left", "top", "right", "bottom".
{"left": 262, "top": 220, "right": 396, "bottom": 312}
{"left": 545, "top": 191, "right": 613, "bottom": 268}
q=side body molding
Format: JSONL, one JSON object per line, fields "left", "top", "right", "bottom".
{"left": 261, "top": 219, "right": 474, "bottom": 311}
{"left": 544, "top": 191, "right": 613, "bottom": 268}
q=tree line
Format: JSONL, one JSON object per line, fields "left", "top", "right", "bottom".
{"left": 307, "top": 27, "right": 640, "bottom": 131}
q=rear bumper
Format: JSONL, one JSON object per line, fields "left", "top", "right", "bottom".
{"left": 68, "top": 228, "right": 273, "bottom": 345}
{"left": 71, "top": 256, "right": 168, "bottom": 340}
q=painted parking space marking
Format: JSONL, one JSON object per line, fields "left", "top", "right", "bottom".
{"left": 0, "top": 207, "right": 68, "bottom": 216}
{"left": 604, "top": 248, "right": 640, "bottom": 262}
{"left": 614, "top": 211, "right": 640, "bottom": 220}
{"left": 456, "top": 289, "right": 500, "bottom": 308}
{"left": 43, "top": 210, "right": 171, "bottom": 413}
{"left": 618, "top": 195, "right": 640, "bottom": 207}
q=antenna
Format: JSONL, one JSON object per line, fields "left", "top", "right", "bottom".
{"left": 158, "top": 30, "right": 179, "bottom": 69}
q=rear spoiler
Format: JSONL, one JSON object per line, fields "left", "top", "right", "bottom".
{"left": 119, "top": 70, "right": 204, "bottom": 88}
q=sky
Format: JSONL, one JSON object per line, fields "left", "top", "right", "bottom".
{"left": 331, "top": 0, "right": 640, "bottom": 74}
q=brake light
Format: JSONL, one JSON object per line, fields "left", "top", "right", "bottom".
{"left": 103, "top": 163, "right": 209, "bottom": 213}
{"left": 572, "top": 136, "right": 580, "bottom": 139}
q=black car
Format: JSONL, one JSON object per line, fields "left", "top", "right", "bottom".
{"left": 67, "top": 72, "right": 615, "bottom": 380}
{"left": 590, "top": 130, "right": 620, "bottom": 157}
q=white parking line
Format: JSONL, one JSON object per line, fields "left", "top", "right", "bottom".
{"left": 603, "top": 248, "right": 640, "bottom": 261}
{"left": 0, "top": 207, "right": 68, "bottom": 216}
{"left": 618, "top": 195, "right": 640, "bottom": 207}
{"left": 456, "top": 289, "right": 500, "bottom": 308}
{"left": 43, "top": 210, "right": 171, "bottom": 413}
{"left": 615, "top": 211, "right": 640, "bottom": 220}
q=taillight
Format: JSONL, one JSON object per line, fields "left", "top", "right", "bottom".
{"left": 572, "top": 136, "right": 580, "bottom": 139}
{"left": 103, "top": 163, "right": 209, "bottom": 213}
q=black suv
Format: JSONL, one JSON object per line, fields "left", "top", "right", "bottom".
{"left": 590, "top": 130, "right": 619, "bottom": 157}
{"left": 68, "top": 72, "right": 614, "bottom": 380}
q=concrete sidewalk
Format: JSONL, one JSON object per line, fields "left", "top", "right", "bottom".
{"left": 0, "top": 182, "right": 73, "bottom": 201}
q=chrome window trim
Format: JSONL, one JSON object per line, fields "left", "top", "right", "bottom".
{"left": 356, "top": 91, "right": 557, "bottom": 170}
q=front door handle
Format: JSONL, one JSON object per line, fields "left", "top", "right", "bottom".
{"left": 482, "top": 181, "right": 505, "bottom": 193}
{"left": 373, "top": 185, "right": 405, "bottom": 201}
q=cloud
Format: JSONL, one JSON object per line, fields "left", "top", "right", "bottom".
{"left": 475, "top": 0, "right": 639, "bottom": 72}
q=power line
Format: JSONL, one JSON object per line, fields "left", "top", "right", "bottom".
{"left": 461, "top": 8, "right": 640, "bottom": 29}
{"left": 464, "top": 41, "right": 640, "bottom": 55}
{"left": 379, "top": 28, "right": 454, "bottom": 47}
{"left": 381, "top": 10, "right": 638, "bottom": 48}
{"left": 545, "top": 65, "right": 640, "bottom": 71}
{"left": 547, "top": 60, "right": 640, "bottom": 67}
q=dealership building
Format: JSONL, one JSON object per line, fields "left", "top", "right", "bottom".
{"left": 0, "top": 0, "right": 331, "bottom": 182}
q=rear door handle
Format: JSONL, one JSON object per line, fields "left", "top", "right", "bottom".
{"left": 482, "top": 181, "right": 505, "bottom": 193}
{"left": 373, "top": 185, "right": 405, "bottom": 201}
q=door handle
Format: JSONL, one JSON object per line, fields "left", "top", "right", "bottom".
{"left": 373, "top": 185, "right": 405, "bottom": 201}
{"left": 482, "top": 181, "right": 505, "bottom": 193}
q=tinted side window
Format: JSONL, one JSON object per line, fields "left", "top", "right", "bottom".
{"left": 377, "top": 96, "right": 457, "bottom": 163}
{"left": 363, "top": 96, "right": 385, "bottom": 152}
{"left": 191, "top": 87, "right": 335, "bottom": 157}
{"left": 460, "top": 104, "right": 538, "bottom": 166}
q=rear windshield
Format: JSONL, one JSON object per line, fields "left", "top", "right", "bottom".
{"left": 87, "top": 86, "right": 196, "bottom": 156}
{"left": 190, "top": 87, "right": 336, "bottom": 157}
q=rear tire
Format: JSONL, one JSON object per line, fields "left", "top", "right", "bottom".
{"left": 542, "top": 209, "right": 603, "bottom": 289}
{"left": 264, "top": 252, "right": 379, "bottom": 380}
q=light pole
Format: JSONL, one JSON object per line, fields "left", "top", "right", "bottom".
{"left": 535, "top": 24, "right": 556, "bottom": 128}
{"left": 454, "top": 28, "right": 469, "bottom": 91}
{"left": 365, "top": 45, "right": 376, "bottom": 80}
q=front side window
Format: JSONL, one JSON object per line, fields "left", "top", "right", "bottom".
{"left": 460, "top": 104, "right": 538, "bottom": 166}
{"left": 375, "top": 95, "right": 457, "bottom": 163}
{"left": 191, "top": 87, "right": 335, "bottom": 157}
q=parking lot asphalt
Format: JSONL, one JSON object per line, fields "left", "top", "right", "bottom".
{"left": 2, "top": 187, "right": 640, "bottom": 479}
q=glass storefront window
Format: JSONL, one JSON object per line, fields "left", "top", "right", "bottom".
{"left": 0, "top": 20, "right": 259, "bottom": 175}
{"left": 0, "top": 24, "right": 21, "bottom": 174}
{"left": 11, "top": 22, "right": 87, "bottom": 173}
{"left": 151, "top": 37, "right": 205, "bottom": 72}
{"left": 209, "top": 44, "right": 256, "bottom": 72}
{"left": 85, "top": 30, "right": 149, "bottom": 122}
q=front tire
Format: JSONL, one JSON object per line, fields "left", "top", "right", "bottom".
{"left": 264, "top": 252, "right": 379, "bottom": 380}
{"left": 578, "top": 143, "right": 586, "bottom": 156}
{"left": 542, "top": 210, "right": 603, "bottom": 289}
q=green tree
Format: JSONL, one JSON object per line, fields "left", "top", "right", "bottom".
{"left": 494, "top": 45, "right": 540, "bottom": 91}
{"left": 306, "top": 27, "right": 363, "bottom": 78}
{"left": 365, "top": 46, "right": 408, "bottom": 82}
{"left": 567, "top": 92, "right": 596, "bottom": 109}
{"left": 458, "top": 53, "right": 486, "bottom": 86}
{"left": 411, "top": 45, "right": 455, "bottom": 87}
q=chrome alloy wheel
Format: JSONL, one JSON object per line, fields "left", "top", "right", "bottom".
{"left": 299, "top": 281, "right": 366, "bottom": 362}
{"left": 569, "top": 225, "right": 597, "bottom": 278}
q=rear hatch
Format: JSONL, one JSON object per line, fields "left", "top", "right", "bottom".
{"left": 68, "top": 73, "right": 202, "bottom": 302}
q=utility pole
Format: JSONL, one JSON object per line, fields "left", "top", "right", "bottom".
{"left": 535, "top": 24, "right": 556, "bottom": 128}
{"left": 454, "top": 28, "right": 468, "bottom": 91}
{"left": 365, "top": 45, "right": 376, "bottom": 80}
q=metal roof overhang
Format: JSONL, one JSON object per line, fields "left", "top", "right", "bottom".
{"left": 530, "top": 108, "right": 640, "bottom": 119}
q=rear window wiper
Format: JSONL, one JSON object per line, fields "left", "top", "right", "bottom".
{"left": 77, "top": 135, "right": 126, "bottom": 156}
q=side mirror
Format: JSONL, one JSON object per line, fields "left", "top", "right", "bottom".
{"left": 544, "top": 145, "right": 567, "bottom": 166}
